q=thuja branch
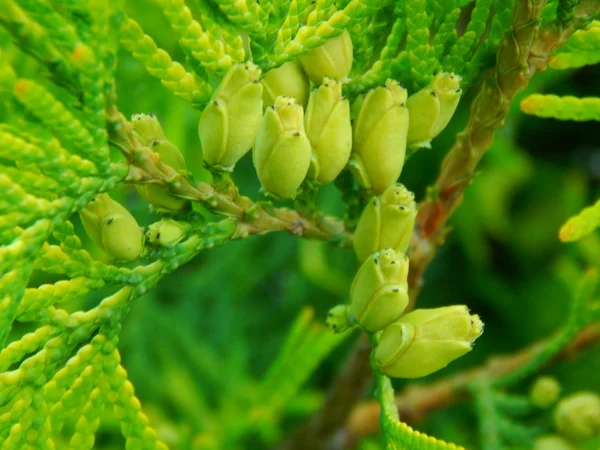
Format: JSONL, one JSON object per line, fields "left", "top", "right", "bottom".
{"left": 408, "top": 0, "right": 600, "bottom": 299}
{"left": 279, "top": 1, "right": 600, "bottom": 448}
{"left": 107, "top": 112, "right": 352, "bottom": 246}
{"left": 345, "top": 323, "right": 600, "bottom": 442}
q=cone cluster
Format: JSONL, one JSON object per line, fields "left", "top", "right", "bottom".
{"left": 79, "top": 31, "right": 465, "bottom": 330}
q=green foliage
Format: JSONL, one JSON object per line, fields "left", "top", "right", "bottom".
{"left": 521, "top": 94, "right": 600, "bottom": 121}
{"left": 376, "top": 369, "right": 466, "bottom": 450}
{"left": 550, "top": 20, "right": 600, "bottom": 68}
{"left": 560, "top": 199, "right": 600, "bottom": 242}
{"left": 1, "top": 0, "right": 599, "bottom": 449}
{"left": 467, "top": 270, "right": 599, "bottom": 450}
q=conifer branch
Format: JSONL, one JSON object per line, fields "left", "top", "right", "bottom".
{"left": 109, "top": 113, "right": 352, "bottom": 246}
{"left": 280, "top": 1, "right": 600, "bottom": 447}
{"left": 2, "top": 0, "right": 599, "bottom": 446}
{"left": 408, "top": 0, "right": 600, "bottom": 304}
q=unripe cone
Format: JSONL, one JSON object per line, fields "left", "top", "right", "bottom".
{"left": 350, "top": 80, "right": 409, "bottom": 194}
{"left": 353, "top": 184, "right": 416, "bottom": 263}
{"left": 299, "top": 30, "right": 353, "bottom": 85}
{"left": 349, "top": 249, "right": 409, "bottom": 333}
{"left": 135, "top": 140, "right": 188, "bottom": 211}
{"left": 80, "top": 194, "right": 144, "bottom": 261}
{"left": 375, "top": 305, "right": 483, "bottom": 378}
{"left": 101, "top": 215, "right": 145, "bottom": 261}
{"left": 406, "top": 72, "right": 462, "bottom": 149}
{"left": 305, "top": 78, "right": 352, "bottom": 184}
{"left": 253, "top": 96, "right": 312, "bottom": 198}
{"left": 262, "top": 60, "right": 310, "bottom": 108}
{"left": 132, "top": 113, "right": 166, "bottom": 143}
{"left": 199, "top": 62, "right": 263, "bottom": 169}
{"left": 554, "top": 392, "right": 600, "bottom": 441}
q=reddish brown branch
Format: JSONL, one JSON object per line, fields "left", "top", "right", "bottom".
{"left": 408, "top": 0, "right": 600, "bottom": 303}
{"left": 345, "top": 323, "right": 600, "bottom": 442}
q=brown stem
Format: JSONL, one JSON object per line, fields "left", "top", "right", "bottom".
{"left": 345, "top": 323, "right": 600, "bottom": 442}
{"left": 277, "top": 1, "right": 600, "bottom": 448}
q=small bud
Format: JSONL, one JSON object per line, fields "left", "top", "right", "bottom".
{"left": 198, "top": 62, "right": 263, "bottom": 169}
{"left": 146, "top": 219, "right": 187, "bottom": 246}
{"left": 80, "top": 194, "right": 144, "bottom": 261}
{"left": 131, "top": 113, "right": 165, "bottom": 144}
{"left": 350, "top": 80, "right": 409, "bottom": 194}
{"left": 135, "top": 140, "right": 188, "bottom": 211}
{"left": 305, "top": 78, "right": 352, "bottom": 184}
{"left": 374, "top": 305, "right": 483, "bottom": 378}
{"left": 406, "top": 72, "right": 462, "bottom": 149}
{"left": 353, "top": 184, "right": 417, "bottom": 263}
{"left": 554, "top": 392, "right": 600, "bottom": 441}
{"left": 530, "top": 376, "right": 561, "bottom": 408}
{"left": 349, "top": 249, "right": 409, "bottom": 333}
{"left": 262, "top": 60, "right": 310, "bottom": 108}
{"left": 533, "top": 436, "right": 576, "bottom": 450}
{"left": 326, "top": 304, "right": 352, "bottom": 333}
{"left": 298, "top": 30, "right": 353, "bottom": 86}
{"left": 252, "top": 96, "right": 312, "bottom": 198}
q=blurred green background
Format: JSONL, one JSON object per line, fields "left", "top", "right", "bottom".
{"left": 2, "top": 1, "right": 600, "bottom": 448}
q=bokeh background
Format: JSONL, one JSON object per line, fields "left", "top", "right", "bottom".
{"left": 2, "top": 1, "right": 600, "bottom": 448}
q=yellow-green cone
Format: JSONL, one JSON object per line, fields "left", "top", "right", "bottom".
{"left": 406, "top": 72, "right": 462, "bottom": 149}
{"left": 554, "top": 392, "right": 600, "bottom": 441}
{"left": 253, "top": 96, "right": 312, "bottom": 198}
{"left": 101, "top": 215, "right": 145, "bottom": 261}
{"left": 349, "top": 249, "right": 409, "bottom": 333}
{"left": 298, "top": 30, "right": 353, "bottom": 85}
{"left": 262, "top": 60, "right": 310, "bottom": 109}
{"left": 350, "top": 80, "right": 409, "bottom": 194}
{"left": 80, "top": 194, "right": 144, "bottom": 261}
{"left": 375, "top": 305, "right": 483, "bottom": 378}
{"left": 305, "top": 78, "right": 352, "bottom": 184}
{"left": 146, "top": 219, "right": 187, "bottom": 247}
{"left": 135, "top": 140, "right": 188, "bottom": 211}
{"left": 131, "top": 113, "right": 166, "bottom": 143}
{"left": 131, "top": 113, "right": 188, "bottom": 211}
{"left": 353, "top": 184, "right": 416, "bottom": 263}
{"left": 199, "top": 62, "right": 263, "bottom": 169}
{"left": 326, "top": 304, "right": 352, "bottom": 333}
